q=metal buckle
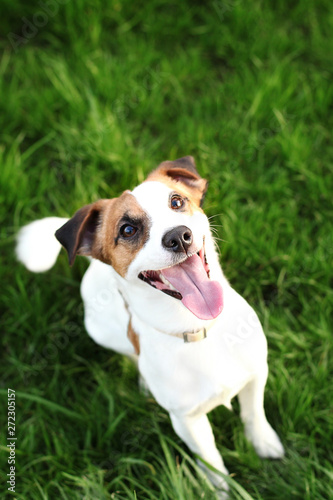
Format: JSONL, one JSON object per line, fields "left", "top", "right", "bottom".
{"left": 183, "top": 328, "right": 207, "bottom": 343}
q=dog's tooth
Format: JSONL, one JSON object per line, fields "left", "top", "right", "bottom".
{"left": 168, "top": 282, "right": 178, "bottom": 292}
{"left": 159, "top": 273, "right": 167, "bottom": 285}
{"left": 159, "top": 273, "right": 177, "bottom": 291}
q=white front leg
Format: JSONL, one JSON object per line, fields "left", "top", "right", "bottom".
{"left": 238, "top": 368, "right": 284, "bottom": 459}
{"left": 170, "top": 413, "right": 229, "bottom": 498}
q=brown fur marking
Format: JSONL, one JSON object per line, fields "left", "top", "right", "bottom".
{"left": 127, "top": 319, "right": 140, "bottom": 355}
{"left": 56, "top": 192, "right": 150, "bottom": 276}
{"left": 98, "top": 192, "right": 150, "bottom": 277}
{"left": 146, "top": 157, "right": 208, "bottom": 208}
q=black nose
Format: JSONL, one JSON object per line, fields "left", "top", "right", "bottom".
{"left": 162, "top": 225, "right": 193, "bottom": 253}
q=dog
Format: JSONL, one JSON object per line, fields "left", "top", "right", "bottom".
{"left": 16, "top": 156, "right": 284, "bottom": 497}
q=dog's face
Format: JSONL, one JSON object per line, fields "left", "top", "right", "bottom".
{"left": 56, "top": 157, "right": 223, "bottom": 321}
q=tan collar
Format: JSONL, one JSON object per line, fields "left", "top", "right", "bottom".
{"left": 169, "top": 318, "right": 217, "bottom": 343}
{"left": 183, "top": 328, "right": 208, "bottom": 342}
{"left": 172, "top": 327, "right": 207, "bottom": 343}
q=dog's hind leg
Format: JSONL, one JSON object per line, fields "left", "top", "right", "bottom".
{"left": 170, "top": 413, "right": 229, "bottom": 498}
{"left": 138, "top": 374, "right": 151, "bottom": 397}
{"left": 238, "top": 367, "right": 284, "bottom": 459}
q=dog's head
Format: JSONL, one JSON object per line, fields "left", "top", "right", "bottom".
{"left": 55, "top": 156, "right": 223, "bottom": 321}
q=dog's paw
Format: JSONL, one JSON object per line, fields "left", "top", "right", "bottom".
{"left": 246, "top": 422, "right": 285, "bottom": 459}
{"left": 197, "top": 459, "right": 229, "bottom": 499}
{"left": 215, "top": 487, "right": 230, "bottom": 500}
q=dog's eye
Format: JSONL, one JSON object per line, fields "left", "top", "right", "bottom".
{"left": 170, "top": 195, "right": 184, "bottom": 210}
{"left": 120, "top": 224, "right": 137, "bottom": 238}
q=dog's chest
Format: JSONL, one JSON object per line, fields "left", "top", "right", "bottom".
{"left": 138, "top": 326, "right": 251, "bottom": 415}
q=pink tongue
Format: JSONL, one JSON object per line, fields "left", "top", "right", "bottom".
{"left": 161, "top": 254, "right": 223, "bottom": 320}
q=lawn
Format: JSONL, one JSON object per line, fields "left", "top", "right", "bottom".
{"left": 1, "top": 0, "right": 332, "bottom": 498}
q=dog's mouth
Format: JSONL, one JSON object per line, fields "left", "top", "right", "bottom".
{"left": 138, "top": 239, "right": 223, "bottom": 320}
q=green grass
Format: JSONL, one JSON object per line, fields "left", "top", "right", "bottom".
{"left": 1, "top": 0, "right": 333, "bottom": 498}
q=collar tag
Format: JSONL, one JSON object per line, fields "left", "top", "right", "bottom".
{"left": 183, "top": 328, "right": 207, "bottom": 343}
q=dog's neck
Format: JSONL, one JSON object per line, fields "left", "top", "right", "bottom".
{"left": 120, "top": 285, "right": 215, "bottom": 345}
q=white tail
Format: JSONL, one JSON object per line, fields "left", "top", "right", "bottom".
{"left": 16, "top": 217, "right": 69, "bottom": 273}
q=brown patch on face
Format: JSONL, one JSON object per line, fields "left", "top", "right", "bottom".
{"left": 55, "top": 199, "right": 113, "bottom": 266}
{"left": 127, "top": 319, "right": 140, "bottom": 355}
{"left": 55, "top": 191, "right": 150, "bottom": 276}
{"left": 98, "top": 191, "right": 150, "bottom": 277}
{"left": 146, "top": 156, "right": 208, "bottom": 209}
{"left": 167, "top": 186, "right": 199, "bottom": 217}
{"left": 143, "top": 175, "right": 204, "bottom": 218}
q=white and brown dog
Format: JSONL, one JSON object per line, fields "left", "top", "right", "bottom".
{"left": 16, "top": 156, "right": 284, "bottom": 497}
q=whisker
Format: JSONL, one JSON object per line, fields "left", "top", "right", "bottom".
{"left": 208, "top": 214, "right": 224, "bottom": 221}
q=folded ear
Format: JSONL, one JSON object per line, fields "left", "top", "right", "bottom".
{"left": 147, "top": 156, "right": 208, "bottom": 207}
{"left": 55, "top": 200, "right": 109, "bottom": 266}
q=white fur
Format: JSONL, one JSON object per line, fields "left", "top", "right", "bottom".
{"left": 16, "top": 217, "right": 68, "bottom": 272}
{"left": 16, "top": 181, "right": 284, "bottom": 497}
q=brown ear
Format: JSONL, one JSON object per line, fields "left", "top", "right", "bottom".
{"left": 147, "top": 156, "right": 208, "bottom": 207}
{"left": 55, "top": 200, "right": 108, "bottom": 266}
